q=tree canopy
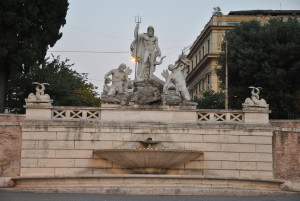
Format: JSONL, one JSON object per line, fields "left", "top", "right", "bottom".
{"left": 0, "top": 0, "right": 69, "bottom": 112}
{"left": 216, "top": 18, "right": 300, "bottom": 119}
{"left": 6, "top": 56, "right": 100, "bottom": 113}
{"left": 193, "top": 90, "right": 225, "bottom": 109}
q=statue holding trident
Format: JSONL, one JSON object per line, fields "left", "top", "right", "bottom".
{"left": 130, "top": 17, "right": 164, "bottom": 81}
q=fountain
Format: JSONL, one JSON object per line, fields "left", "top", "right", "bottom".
{"left": 94, "top": 138, "right": 203, "bottom": 174}
{"left": 10, "top": 20, "right": 283, "bottom": 196}
{"left": 94, "top": 23, "right": 202, "bottom": 174}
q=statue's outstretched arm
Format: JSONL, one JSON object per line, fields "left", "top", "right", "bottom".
{"left": 156, "top": 56, "right": 166, "bottom": 65}
{"left": 104, "top": 70, "right": 113, "bottom": 80}
{"left": 134, "top": 24, "right": 139, "bottom": 39}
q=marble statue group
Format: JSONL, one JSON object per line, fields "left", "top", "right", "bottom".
{"left": 23, "top": 20, "right": 269, "bottom": 110}
{"left": 101, "top": 23, "right": 196, "bottom": 106}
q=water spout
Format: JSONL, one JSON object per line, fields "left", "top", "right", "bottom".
{"left": 139, "top": 137, "right": 160, "bottom": 149}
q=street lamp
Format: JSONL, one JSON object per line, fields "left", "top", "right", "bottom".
{"left": 225, "top": 40, "right": 228, "bottom": 110}
{"left": 131, "top": 57, "right": 136, "bottom": 63}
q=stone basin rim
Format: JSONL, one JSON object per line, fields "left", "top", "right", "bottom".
{"left": 94, "top": 149, "right": 203, "bottom": 153}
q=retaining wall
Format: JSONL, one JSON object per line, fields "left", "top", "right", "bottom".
{"left": 0, "top": 114, "right": 25, "bottom": 186}
{"left": 19, "top": 105, "right": 274, "bottom": 180}
{"left": 1, "top": 111, "right": 299, "bottom": 188}
{"left": 271, "top": 120, "right": 300, "bottom": 181}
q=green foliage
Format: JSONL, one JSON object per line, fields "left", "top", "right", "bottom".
{"left": 73, "top": 83, "right": 101, "bottom": 107}
{"left": 193, "top": 90, "right": 225, "bottom": 109}
{"left": 0, "top": 0, "right": 69, "bottom": 112}
{"left": 216, "top": 18, "right": 300, "bottom": 118}
{"left": 6, "top": 56, "right": 100, "bottom": 113}
{"left": 0, "top": 0, "right": 68, "bottom": 69}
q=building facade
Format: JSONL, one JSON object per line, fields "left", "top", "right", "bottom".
{"left": 186, "top": 10, "right": 300, "bottom": 98}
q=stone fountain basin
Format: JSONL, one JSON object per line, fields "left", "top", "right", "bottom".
{"left": 94, "top": 149, "right": 203, "bottom": 169}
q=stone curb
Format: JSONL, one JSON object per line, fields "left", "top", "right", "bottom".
{"left": 2, "top": 186, "right": 300, "bottom": 196}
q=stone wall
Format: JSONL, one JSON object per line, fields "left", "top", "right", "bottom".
{"left": 3, "top": 112, "right": 300, "bottom": 184}
{"left": 0, "top": 114, "right": 25, "bottom": 186}
{"left": 271, "top": 120, "right": 300, "bottom": 181}
{"left": 20, "top": 106, "right": 274, "bottom": 180}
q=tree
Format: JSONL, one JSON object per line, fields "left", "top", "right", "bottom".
{"left": 73, "top": 82, "right": 101, "bottom": 107}
{"left": 6, "top": 56, "right": 100, "bottom": 113}
{"left": 216, "top": 18, "right": 300, "bottom": 118}
{"left": 193, "top": 90, "right": 225, "bottom": 109}
{"left": 0, "top": 0, "right": 69, "bottom": 112}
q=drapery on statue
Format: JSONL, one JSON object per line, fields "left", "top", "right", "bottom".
{"left": 130, "top": 24, "right": 163, "bottom": 81}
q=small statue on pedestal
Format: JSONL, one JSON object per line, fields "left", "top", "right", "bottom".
{"left": 25, "top": 82, "right": 53, "bottom": 107}
{"left": 243, "top": 86, "right": 268, "bottom": 107}
{"left": 27, "top": 82, "right": 51, "bottom": 102}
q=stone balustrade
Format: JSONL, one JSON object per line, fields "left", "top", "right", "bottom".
{"left": 197, "top": 110, "right": 243, "bottom": 123}
{"left": 52, "top": 106, "right": 100, "bottom": 120}
{"left": 51, "top": 107, "right": 245, "bottom": 123}
{"left": 25, "top": 103, "right": 270, "bottom": 125}
{"left": 51, "top": 108, "right": 246, "bottom": 124}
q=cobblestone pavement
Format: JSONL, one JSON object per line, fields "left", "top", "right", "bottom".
{"left": 0, "top": 190, "right": 299, "bottom": 201}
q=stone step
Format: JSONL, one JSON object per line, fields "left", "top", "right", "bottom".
{"left": 4, "top": 186, "right": 300, "bottom": 196}
{"left": 9, "top": 174, "right": 289, "bottom": 195}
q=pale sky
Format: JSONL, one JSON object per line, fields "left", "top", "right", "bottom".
{"left": 47, "top": 0, "right": 300, "bottom": 94}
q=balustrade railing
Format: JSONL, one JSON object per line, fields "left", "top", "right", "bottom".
{"left": 51, "top": 107, "right": 243, "bottom": 123}
{"left": 197, "top": 110, "right": 243, "bottom": 123}
{"left": 52, "top": 107, "right": 100, "bottom": 120}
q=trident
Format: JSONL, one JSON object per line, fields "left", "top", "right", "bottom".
{"left": 135, "top": 15, "right": 141, "bottom": 24}
{"left": 134, "top": 15, "right": 141, "bottom": 79}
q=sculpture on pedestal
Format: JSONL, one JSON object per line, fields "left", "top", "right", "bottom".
{"left": 243, "top": 86, "right": 268, "bottom": 107}
{"left": 25, "top": 82, "right": 53, "bottom": 107}
{"left": 104, "top": 63, "right": 133, "bottom": 96}
{"left": 162, "top": 56, "right": 191, "bottom": 105}
{"left": 130, "top": 24, "right": 164, "bottom": 81}
{"left": 27, "top": 82, "right": 51, "bottom": 101}
{"left": 101, "top": 64, "right": 133, "bottom": 105}
{"left": 101, "top": 22, "right": 196, "bottom": 107}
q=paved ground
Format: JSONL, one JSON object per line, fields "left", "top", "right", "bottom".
{"left": 0, "top": 190, "right": 299, "bottom": 201}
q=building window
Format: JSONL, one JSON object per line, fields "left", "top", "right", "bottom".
{"left": 202, "top": 46, "right": 205, "bottom": 57}
{"left": 201, "top": 79, "right": 205, "bottom": 91}
{"left": 207, "top": 39, "right": 210, "bottom": 54}
{"left": 227, "top": 22, "right": 238, "bottom": 26}
{"left": 207, "top": 73, "right": 211, "bottom": 89}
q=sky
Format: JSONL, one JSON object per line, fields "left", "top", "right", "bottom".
{"left": 47, "top": 0, "right": 300, "bottom": 94}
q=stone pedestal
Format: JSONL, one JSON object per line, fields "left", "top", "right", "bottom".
{"left": 242, "top": 104, "right": 271, "bottom": 124}
{"left": 24, "top": 100, "right": 53, "bottom": 120}
{"left": 100, "top": 104, "right": 197, "bottom": 123}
